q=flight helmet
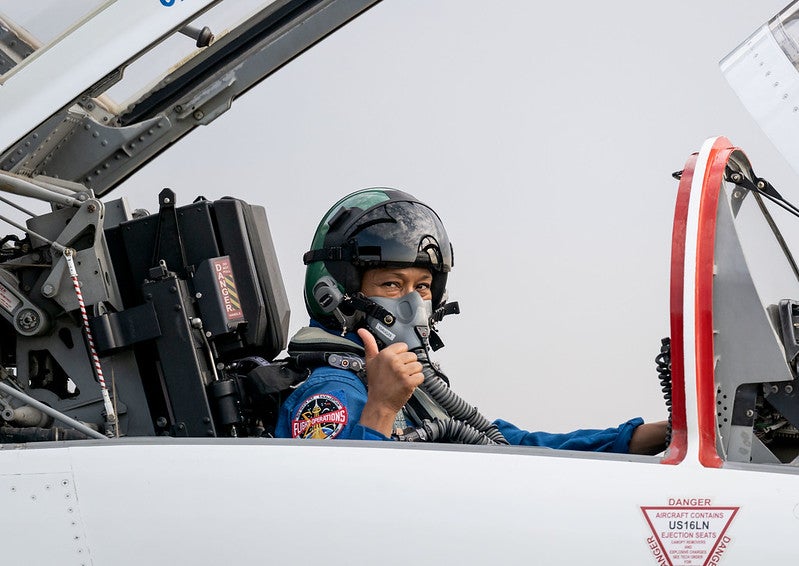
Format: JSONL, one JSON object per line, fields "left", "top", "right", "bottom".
{"left": 303, "top": 188, "right": 453, "bottom": 330}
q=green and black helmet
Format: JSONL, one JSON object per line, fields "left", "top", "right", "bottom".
{"left": 303, "top": 188, "right": 453, "bottom": 329}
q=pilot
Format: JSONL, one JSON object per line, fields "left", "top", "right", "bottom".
{"left": 275, "top": 188, "right": 668, "bottom": 454}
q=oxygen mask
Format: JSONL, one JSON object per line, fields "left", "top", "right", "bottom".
{"left": 363, "top": 292, "right": 433, "bottom": 351}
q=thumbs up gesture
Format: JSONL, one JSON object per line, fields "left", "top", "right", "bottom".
{"left": 356, "top": 328, "right": 424, "bottom": 436}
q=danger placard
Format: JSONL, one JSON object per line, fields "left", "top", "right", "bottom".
{"left": 641, "top": 499, "right": 738, "bottom": 566}
{"left": 211, "top": 257, "right": 244, "bottom": 322}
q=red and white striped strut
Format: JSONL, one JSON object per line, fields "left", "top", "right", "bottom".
{"left": 63, "top": 248, "right": 117, "bottom": 433}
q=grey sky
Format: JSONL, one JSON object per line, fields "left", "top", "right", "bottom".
{"left": 120, "top": 1, "right": 795, "bottom": 432}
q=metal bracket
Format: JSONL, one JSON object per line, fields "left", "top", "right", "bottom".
{"left": 88, "top": 302, "right": 162, "bottom": 353}
{"left": 0, "top": 268, "right": 49, "bottom": 336}
{"left": 152, "top": 188, "right": 190, "bottom": 276}
{"left": 33, "top": 114, "right": 171, "bottom": 190}
{"left": 34, "top": 198, "right": 125, "bottom": 313}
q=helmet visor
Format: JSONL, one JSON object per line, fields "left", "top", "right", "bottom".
{"left": 347, "top": 201, "right": 452, "bottom": 271}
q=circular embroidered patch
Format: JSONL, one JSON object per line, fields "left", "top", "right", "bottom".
{"left": 291, "top": 393, "right": 349, "bottom": 439}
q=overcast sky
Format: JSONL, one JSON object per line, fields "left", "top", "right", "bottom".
{"left": 119, "top": 0, "right": 797, "bottom": 432}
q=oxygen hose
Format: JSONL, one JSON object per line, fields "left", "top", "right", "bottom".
{"left": 411, "top": 348, "right": 509, "bottom": 445}
{"left": 394, "top": 417, "right": 498, "bottom": 444}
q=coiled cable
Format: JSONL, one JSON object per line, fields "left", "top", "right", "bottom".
{"left": 655, "top": 337, "right": 672, "bottom": 445}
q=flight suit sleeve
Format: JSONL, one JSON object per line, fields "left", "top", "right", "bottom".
{"left": 275, "top": 366, "right": 390, "bottom": 441}
{"left": 494, "top": 417, "right": 644, "bottom": 453}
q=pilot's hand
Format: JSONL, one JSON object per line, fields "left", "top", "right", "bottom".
{"left": 356, "top": 328, "right": 424, "bottom": 437}
{"left": 628, "top": 420, "right": 669, "bottom": 455}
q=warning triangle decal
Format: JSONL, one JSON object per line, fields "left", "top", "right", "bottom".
{"left": 641, "top": 505, "right": 738, "bottom": 566}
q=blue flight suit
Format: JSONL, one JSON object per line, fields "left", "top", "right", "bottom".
{"left": 275, "top": 324, "right": 643, "bottom": 451}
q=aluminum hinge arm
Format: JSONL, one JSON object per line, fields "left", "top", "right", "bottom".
{"left": 42, "top": 198, "right": 125, "bottom": 313}
{"left": 0, "top": 171, "right": 83, "bottom": 207}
